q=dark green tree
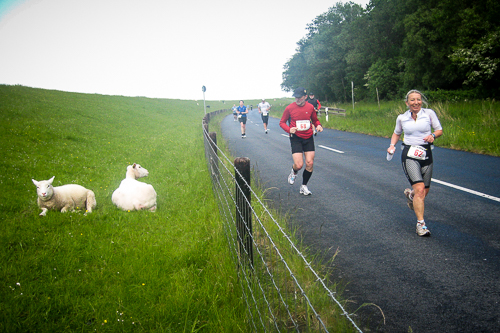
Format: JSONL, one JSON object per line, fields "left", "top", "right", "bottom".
{"left": 281, "top": 2, "right": 365, "bottom": 102}
{"left": 281, "top": 0, "right": 500, "bottom": 101}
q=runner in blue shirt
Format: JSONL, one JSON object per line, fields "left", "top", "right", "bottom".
{"left": 237, "top": 100, "right": 248, "bottom": 138}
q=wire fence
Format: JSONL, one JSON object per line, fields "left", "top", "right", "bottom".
{"left": 202, "top": 110, "right": 362, "bottom": 333}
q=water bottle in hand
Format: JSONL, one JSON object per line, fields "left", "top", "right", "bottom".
{"left": 387, "top": 146, "right": 395, "bottom": 161}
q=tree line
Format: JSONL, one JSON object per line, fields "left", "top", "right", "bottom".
{"left": 281, "top": 0, "right": 500, "bottom": 102}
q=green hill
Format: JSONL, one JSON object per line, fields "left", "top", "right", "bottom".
{"left": 0, "top": 84, "right": 247, "bottom": 331}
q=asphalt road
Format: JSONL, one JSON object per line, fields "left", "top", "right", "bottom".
{"left": 220, "top": 108, "right": 500, "bottom": 333}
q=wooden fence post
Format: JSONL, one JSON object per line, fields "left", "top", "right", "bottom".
{"left": 203, "top": 118, "right": 209, "bottom": 134}
{"left": 234, "top": 157, "right": 253, "bottom": 268}
{"left": 208, "top": 132, "right": 218, "bottom": 182}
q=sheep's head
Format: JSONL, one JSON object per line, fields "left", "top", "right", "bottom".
{"left": 32, "top": 176, "right": 55, "bottom": 201}
{"left": 127, "top": 163, "right": 149, "bottom": 179}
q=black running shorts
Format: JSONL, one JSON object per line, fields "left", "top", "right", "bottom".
{"left": 401, "top": 144, "right": 434, "bottom": 188}
{"left": 261, "top": 114, "right": 269, "bottom": 124}
{"left": 290, "top": 134, "right": 315, "bottom": 154}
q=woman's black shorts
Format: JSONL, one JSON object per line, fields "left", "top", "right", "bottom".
{"left": 401, "top": 144, "right": 434, "bottom": 188}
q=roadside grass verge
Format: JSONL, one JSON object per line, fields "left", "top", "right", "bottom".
{"left": 0, "top": 85, "right": 247, "bottom": 332}
{"left": 270, "top": 97, "right": 499, "bottom": 156}
{"left": 319, "top": 100, "right": 500, "bottom": 156}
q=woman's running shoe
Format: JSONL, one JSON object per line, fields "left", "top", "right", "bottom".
{"left": 416, "top": 223, "right": 431, "bottom": 236}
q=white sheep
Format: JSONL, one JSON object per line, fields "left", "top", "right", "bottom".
{"left": 32, "top": 176, "right": 97, "bottom": 216}
{"left": 111, "top": 163, "right": 157, "bottom": 212}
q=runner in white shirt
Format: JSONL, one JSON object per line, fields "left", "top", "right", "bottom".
{"left": 258, "top": 99, "right": 271, "bottom": 134}
{"left": 387, "top": 90, "right": 443, "bottom": 236}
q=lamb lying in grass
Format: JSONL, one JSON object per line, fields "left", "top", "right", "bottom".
{"left": 112, "top": 163, "right": 157, "bottom": 212}
{"left": 32, "top": 176, "right": 97, "bottom": 216}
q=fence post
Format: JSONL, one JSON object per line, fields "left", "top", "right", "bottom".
{"left": 234, "top": 157, "right": 253, "bottom": 268}
{"left": 203, "top": 118, "right": 209, "bottom": 134}
{"left": 209, "top": 132, "right": 218, "bottom": 182}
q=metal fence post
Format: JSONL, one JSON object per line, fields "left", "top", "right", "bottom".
{"left": 234, "top": 157, "right": 253, "bottom": 268}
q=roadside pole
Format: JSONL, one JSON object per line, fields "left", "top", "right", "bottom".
{"left": 202, "top": 85, "right": 206, "bottom": 114}
{"left": 351, "top": 81, "right": 355, "bottom": 110}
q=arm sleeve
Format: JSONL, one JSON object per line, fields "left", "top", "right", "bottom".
{"left": 311, "top": 108, "right": 321, "bottom": 127}
{"left": 317, "top": 100, "right": 321, "bottom": 110}
{"left": 394, "top": 115, "right": 403, "bottom": 135}
{"left": 279, "top": 107, "right": 291, "bottom": 133}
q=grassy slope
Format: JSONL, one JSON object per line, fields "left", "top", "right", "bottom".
{"left": 0, "top": 85, "right": 247, "bottom": 332}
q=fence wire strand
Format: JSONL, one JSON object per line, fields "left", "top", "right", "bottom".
{"left": 203, "top": 113, "right": 363, "bottom": 333}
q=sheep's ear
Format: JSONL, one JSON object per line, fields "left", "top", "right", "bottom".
{"left": 32, "top": 179, "right": 39, "bottom": 186}
{"left": 133, "top": 163, "right": 137, "bottom": 168}
{"left": 48, "top": 176, "right": 55, "bottom": 184}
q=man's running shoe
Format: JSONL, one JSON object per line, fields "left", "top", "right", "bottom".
{"left": 265, "top": 129, "right": 268, "bottom": 134}
{"left": 416, "top": 223, "right": 431, "bottom": 236}
{"left": 242, "top": 134, "right": 246, "bottom": 139}
{"left": 300, "top": 185, "right": 312, "bottom": 196}
{"left": 288, "top": 169, "right": 296, "bottom": 185}
{"left": 404, "top": 188, "right": 414, "bottom": 210}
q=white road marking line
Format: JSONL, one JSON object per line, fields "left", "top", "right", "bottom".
{"left": 318, "top": 145, "right": 344, "bottom": 154}
{"left": 281, "top": 134, "right": 289, "bottom": 138}
{"left": 431, "top": 178, "right": 500, "bottom": 202}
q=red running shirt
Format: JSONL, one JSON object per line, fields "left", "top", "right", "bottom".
{"left": 279, "top": 102, "right": 321, "bottom": 139}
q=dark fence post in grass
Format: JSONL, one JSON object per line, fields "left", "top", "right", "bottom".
{"left": 203, "top": 117, "right": 209, "bottom": 134}
{"left": 235, "top": 157, "right": 253, "bottom": 268}
{"left": 208, "top": 132, "right": 218, "bottom": 183}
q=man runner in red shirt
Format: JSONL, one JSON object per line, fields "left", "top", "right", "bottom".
{"left": 279, "top": 87, "right": 323, "bottom": 195}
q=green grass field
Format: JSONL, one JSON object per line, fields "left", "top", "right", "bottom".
{"left": 0, "top": 85, "right": 255, "bottom": 332}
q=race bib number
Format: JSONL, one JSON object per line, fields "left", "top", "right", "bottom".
{"left": 296, "top": 120, "right": 311, "bottom": 131}
{"left": 407, "top": 145, "right": 427, "bottom": 160}
{"left": 262, "top": 111, "right": 268, "bottom": 116}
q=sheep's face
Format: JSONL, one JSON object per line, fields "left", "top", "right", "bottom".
{"left": 129, "top": 163, "right": 149, "bottom": 179}
{"left": 32, "top": 176, "right": 55, "bottom": 201}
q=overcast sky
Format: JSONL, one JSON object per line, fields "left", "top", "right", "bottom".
{"left": 0, "top": 0, "right": 370, "bottom": 101}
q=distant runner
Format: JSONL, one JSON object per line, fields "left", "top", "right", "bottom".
{"left": 307, "top": 92, "right": 321, "bottom": 135}
{"left": 237, "top": 100, "right": 248, "bottom": 138}
{"left": 258, "top": 98, "right": 271, "bottom": 133}
{"left": 232, "top": 104, "right": 238, "bottom": 121}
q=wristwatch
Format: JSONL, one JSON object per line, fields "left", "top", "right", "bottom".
{"left": 431, "top": 133, "right": 436, "bottom": 138}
